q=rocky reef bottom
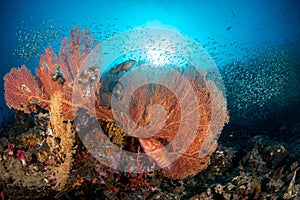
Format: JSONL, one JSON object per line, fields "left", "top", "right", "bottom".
{"left": 0, "top": 110, "right": 299, "bottom": 200}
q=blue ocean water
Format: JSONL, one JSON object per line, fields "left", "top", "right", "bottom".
{"left": 0, "top": 0, "right": 299, "bottom": 123}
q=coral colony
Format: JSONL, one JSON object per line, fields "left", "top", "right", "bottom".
{"left": 2, "top": 26, "right": 226, "bottom": 192}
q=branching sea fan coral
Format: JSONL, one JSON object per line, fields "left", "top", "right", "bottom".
{"left": 4, "top": 27, "right": 112, "bottom": 121}
{"left": 100, "top": 63, "right": 228, "bottom": 179}
{"left": 75, "top": 27, "right": 229, "bottom": 179}
{"left": 4, "top": 66, "right": 41, "bottom": 113}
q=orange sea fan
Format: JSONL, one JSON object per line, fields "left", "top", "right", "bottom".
{"left": 58, "top": 27, "right": 94, "bottom": 82}
{"left": 105, "top": 63, "right": 228, "bottom": 179}
{"left": 37, "top": 47, "right": 63, "bottom": 98}
{"left": 4, "top": 27, "right": 111, "bottom": 121}
{"left": 4, "top": 66, "right": 43, "bottom": 113}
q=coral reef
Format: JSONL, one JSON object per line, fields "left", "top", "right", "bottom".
{"left": 0, "top": 104, "right": 299, "bottom": 199}
{"left": 2, "top": 27, "right": 298, "bottom": 199}
{"left": 4, "top": 27, "right": 229, "bottom": 181}
{"left": 190, "top": 135, "right": 299, "bottom": 200}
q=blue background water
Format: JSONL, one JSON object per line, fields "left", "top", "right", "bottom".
{"left": 0, "top": 0, "right": 299, "bottom": 123}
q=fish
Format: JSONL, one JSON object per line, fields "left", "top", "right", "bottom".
{"left": 226, "top": 26, "right": 232, "bottom": 31}
{"left": 51, "top": 72, "right": 65, "bottom": 85}
{"left": 139, "top": 138, "right": 173, "bottom": 171}
{"left": 110, "top": 60, "right": 136, "bottom": 74}
{"left": 231, "top": 11, "right": 236, "bottom": 18}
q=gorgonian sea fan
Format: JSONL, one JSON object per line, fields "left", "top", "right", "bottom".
{"left": 98, "top": 62, "right": 228, "bottom": 179}
{"left": 75, "top": 27, "right": 229, "bottom": 179}
{"left": 4, "top": 27, "right": 112, "bottom": 121}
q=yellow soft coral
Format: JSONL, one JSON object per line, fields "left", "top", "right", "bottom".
{"left": 47, "top": 91, "right": 75, "bottom": 190}
{"left": 105, "top": 121, "right": 128, "bottom": 148}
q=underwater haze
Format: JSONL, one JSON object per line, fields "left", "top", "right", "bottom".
{"left": 0, "top": 0, "right": 300, "bottom": 199}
